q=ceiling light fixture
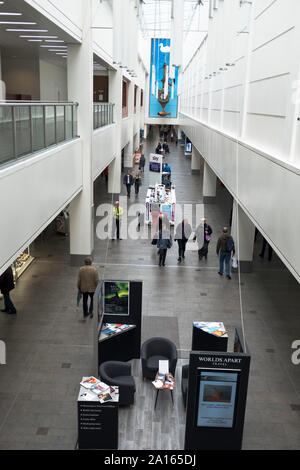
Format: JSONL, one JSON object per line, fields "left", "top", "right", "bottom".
{"left": 40, "top": 45, "right": 67, "bottom": 48}
{"left": 0, "top": 21, "right": 36, "bottom": 24}
{"left": 0, "top": 12, "right": 22, "bottom": 16}
{"left": 44, "top": 39, "right": 64, "bottom": 43}
{"left": 7, "top": 29, "right": 48, "bottom": 32}
{"left": 19, "top": 35, "right": 57, "bottom": 38}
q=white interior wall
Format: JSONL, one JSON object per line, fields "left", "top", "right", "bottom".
{"left": 0, "top": 139, "right": 82, "bottom": 275}
{"left": 39, "top": 59, "right": 67, "bottom": 101}
{"left": 1, "top": 56, "right": 40, "bottom": 100}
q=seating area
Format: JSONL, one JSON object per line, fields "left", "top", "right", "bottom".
{"left": 99, "top": 337, "right": 181, "bottom": 407}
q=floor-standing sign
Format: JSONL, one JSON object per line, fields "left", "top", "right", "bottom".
{"left": 149, "top": 153, "right": 163, "bottom": 187}
{"left": 184, "top": 351, "right": 251, "bottom": 450}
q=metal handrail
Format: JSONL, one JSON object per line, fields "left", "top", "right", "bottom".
{"left": 0, "top": 101, "right": 79, "bottom": 166}
{"left": 0, "top": 101, "right": 79, "bottom": 106}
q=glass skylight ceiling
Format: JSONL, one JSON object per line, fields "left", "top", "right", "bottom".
{"left": 139, "top": 0, "right": 207, "bottom": 39}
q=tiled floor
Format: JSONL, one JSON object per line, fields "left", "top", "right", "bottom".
{"left": 0, "top": 127, "right": 299, "bottom": 450}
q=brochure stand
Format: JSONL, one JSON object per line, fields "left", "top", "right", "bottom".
{"left": 184, "top": 350, "right": 251, "bottom": 450}
{"left": 77, "top": 381, "right": 119, "bottom": 450}
{"left": 192, "top": 322, "right": 228, "bottom": 352}
{"left": 97, "top": 281, "right": 143, "bottom": 368}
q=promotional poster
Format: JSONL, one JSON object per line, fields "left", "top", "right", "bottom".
{"left": 104, "top": 281, "right": 130, "bottom": 316}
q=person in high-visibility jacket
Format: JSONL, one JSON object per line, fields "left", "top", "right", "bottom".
{"left": 112, "top": 201, "right": 124, "bottom": 240}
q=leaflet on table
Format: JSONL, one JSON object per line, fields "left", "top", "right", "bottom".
{"left": 152, "top": 379, "right": 164, "bottom": 389}
{"left": 102, "top": 323, "right": 131, "bottom": 335}
{"left": 90, "top": 381, "right": 110, "bottom": 396}
{"left": 194, "top": 322, "right": 228, "bottom": 337}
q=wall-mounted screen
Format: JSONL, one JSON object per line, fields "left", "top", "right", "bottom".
{"left": 149, "top": 38, "right": 179, "bottom": 118}
{"left": 103, "top": 281, "right": 130, "bottom": 316}
{"left": 196, "top": 371, "right": 238, "bottom": 428}
{"left": 186, "top": 142, "right": 192, "bottom": 153}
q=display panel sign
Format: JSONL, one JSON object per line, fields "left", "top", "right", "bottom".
{"left": 149, "top": 162, "right": 161, "bottom": 173}
{"left": 196, "top": 371, "right": 238, "bottom": 428}
{"left": 103, "top": 281, "right": 130, "bottom": 316}
{"left": 149, "top": 38, "right": 179, "bottom": 118}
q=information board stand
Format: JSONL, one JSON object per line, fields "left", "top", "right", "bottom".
{"left": 77, "top": 381, "right": 119, "bottom": 450}
{"left": 184, "top": 351, "right": 251, "bottom": 450}
{"left": 192, "top": 322, "right": 228, "bottom": 352}
{"left": 97, "top": 281, "right": 143, "bottom": 368}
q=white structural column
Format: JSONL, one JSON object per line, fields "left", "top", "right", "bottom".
{"left": 124, "top": 80, "right": 134, "bottom": 168}
{"left": 203, "top": 161, "right": 217, "bottom": 203}
{"left": 108, "top": 67, "right": 122, "bottom": 195}
{"left": 231, "top": 199, "right": 255, "bottom": 273}
{"left": 0, "top": 48, "right": 5, "bottom": 99}
{"left": 191, "top": 146, "right": 201, "bottom": 173}
{"left": 67, "top": 2, "right": 94, "bottom": 265}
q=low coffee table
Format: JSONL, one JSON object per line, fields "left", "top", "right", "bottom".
{"left": 153, "top": 372, "right": 175, "bottom": 409}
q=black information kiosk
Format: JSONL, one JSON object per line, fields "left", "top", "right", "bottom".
{"left": 77, "top": 380, "right": 119, "bottom": 450}
{"left": 184, "top": 335, "right": 251, "bottom": 450}
{"left": 94, "top": 280, "right": 143, "bottom": 369}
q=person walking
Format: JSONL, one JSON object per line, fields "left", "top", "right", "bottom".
{"left": 156, "top": 225, "right": 173, "bottom": 267}
{"left": 193, "top": 218, "right": 213, "bottom": 260}
{"left": 216, "top": 227, "right": 235, "bottom": 280}
{"left": 175, "top": 219, "right": 192, "bottom": 262}
{"left": 134, "top": 171, "right": 142, "bottom": 196}
{"left": 77, "top": 257, "right": 99, "bottom": 318}
{"left": 123, "top": 170, "right": 134, "bottom": 198}
{"left": 139, "top": 154, "right": 145, "bottom": 174}
{"left": 0, "top": 266, "right": 17, "bottom": 314}
{"left": 112, "top": 201, "right": 123, "bottom": 240}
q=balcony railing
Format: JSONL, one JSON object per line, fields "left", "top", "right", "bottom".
{"left": 93, "top": 102, "right": 114, "bottom": 130}
{"left": 0, "top": 101, "right": 79, "bottom": 167}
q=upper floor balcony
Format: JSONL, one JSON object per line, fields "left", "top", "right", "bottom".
{"left": 0, "top": 101, "right": 79, "bottom": 168}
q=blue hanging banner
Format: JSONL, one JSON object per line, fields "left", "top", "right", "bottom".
{"left": 149, "top": 38, "right": 179, "bottom": 118}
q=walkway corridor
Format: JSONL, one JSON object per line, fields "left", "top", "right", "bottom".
{"left": 0, "top": 129, "right": 299, "bottom": 450}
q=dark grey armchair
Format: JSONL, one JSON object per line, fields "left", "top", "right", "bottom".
{"left": 99, "top": 361, "right": 136, "bottom": 406}
{"left": 181, "top": 364, "right": 189, "bottom": 407}
{"left": 141, "top": 337, "right": 178, "bottom": 380}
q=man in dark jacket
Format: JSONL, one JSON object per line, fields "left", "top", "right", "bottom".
{"left": 175, "top": 219, "right": 192, "bottom": 262}
{"left": 123, "top": 170, "right": 134, "bottom": 198}
{"left": 216, "top": 227, "right": 235, "bottom": 280}
{"left": 0, "top": 266, "right": 17, "bottom": 314}
{"left": 139, "top": 154, "right": 146, "bottom": 173}
{"left": 156, "top": 226, "right": 173, "bottom": 267}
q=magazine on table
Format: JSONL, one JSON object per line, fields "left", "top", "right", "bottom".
{"left": 98, "top": 390, "right": 113, "bottom": 403}
{"left": 80, "top": 376, "right": 100, "bottom": 389}
{"left": 90, "top": 381, "right": 110, "bottom": 395}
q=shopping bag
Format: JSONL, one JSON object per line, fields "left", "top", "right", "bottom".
{"left": 77, "top": 290, "right": 82, "bottom": 307}
{"left": 231, "top": 256, "right": 238, "bottom": 269}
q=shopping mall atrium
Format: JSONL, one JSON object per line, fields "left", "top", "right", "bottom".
{"left": 0, "top": 0, "right": 299, "bottom": 452}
